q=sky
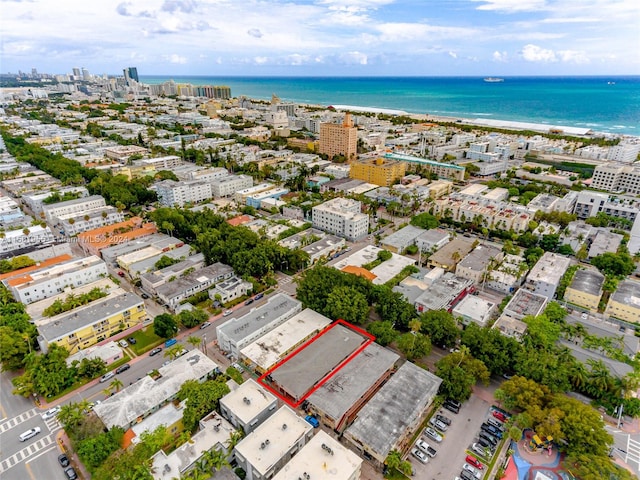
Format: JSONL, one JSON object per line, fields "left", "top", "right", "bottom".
{"left": 1, "top": 0, "right": 639, "bottom": 77}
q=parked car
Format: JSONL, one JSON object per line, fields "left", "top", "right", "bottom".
{"left": 115, "top": 363, "right": 131, "bottom": 374}
{"left": 465, "top": 455, "right": 484, "bottom": 470}
{"left": 150, "top": 347, "right": 163, "bottom": 356}
{"left": 117, "top": 271, "right": 125, "bottom": 277}
{"left": 223, "top": 310, "right": 233, "bottom": 316}
{"left": 462, "top": 463, "right": 481, "bottom": 479}
{"left": 472, "top": 443, "right": 490, "bottom": 458}
{"left": 460, "top": 469, "right": 476, "bottom": 480}
{"left": 436, "top": 414, "right": 452, "bottom": 426}
{"left": 41, "top": 406, "right": 60, "bottom": 420}
{"left": 477, "top": 437, "right": 492, "bottom": 450}
{"left": 64, "top": 467, "right": 78, "bottom": 480}
{"left": 232, "top": 362, "right": 244, "bottom": 373}
{"left": 244, "top": 298, "right": 254, "bottom": 306}
{"left": 429, "top": 417, "right": 448, "bottom": 432}
{"left": 424, "top": 427, "right": 442, "bottom": 443}
{"left": 141, "top": 293, "right": 149, "bottom": 299}
{"left": 416, "top": 439, "right": 437, "bottom": 457}
{"left": 443, "top": 400, "right": 460, "bottom": 414}
{"left": 492, "top": 410, "right": 508, "bottom": 422}
{"left": 479, "top": 432, "right": 498, "bottom": 447}
{"left": 99, "top": 371, "right": 115, "bottom": 383}
{"left": 481, "top": 423, "right": 503, "bottom": 438}
{"left": 305, "top": 415, "right": 320, "bottom": 428}
{"left": 58, "top": 454, "right": 70, "bottom": 467}
{"left": 411, "top": 448, "right": 428, "bottom": 464}
{"left": 87, "top": 400, "right": 101, "bottom": 412}
{"left": 19, "top": 427, "right": 41, "bottom": 442}
{"left": 200, "top": 321, "right": 211, "bottom": 329}
{"left": 118, "top": 339, "right": 129, "bottom": 348}
{"left": 487, "top": 417, "right": 504, "bottom": 430}
{"left": 127, "top": 337, "right": 137, "bottom": 344}
{"left": 254, "top": 293, "right": 264, "bottom": 300}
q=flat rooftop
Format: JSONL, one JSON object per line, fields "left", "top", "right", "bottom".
{"left": 155, "top": 262, "right": 233, "bottom": 299}
{"left": 457, "top": 244, "right": 503, "bottom": 271}
{"left": 94, "top": 350, "right": 218, "bottom": 429}
{"left": 610, "top": 279, "right": 640, "bottom": 309}
{"left": 240, "top": 309, "right": 332, "bottom": 371}
{"left": 220, "top": 379, "right": 277, "bottom": 426}
{"left": 504, "top": 289, "right": 548, "bottom": 319}
{"left": 308, "top": 342, "right": 399, "bottom": 423}
{"left": 268, "top": 323, "right": 369, "bottom": 402}
{"left": 38, "top": 292, "right": 144, "bottom": 341}
{"left": 272, "top": 430, "right": 362, "bottom": 480}
{"left": 234, "top": 406, "right": 311, "bottom": 476}
{"left": 569, "top": 268, "right": 605, "bottom": 296}
{"left": 217, "top": 293, "right": 302, "bottom": 344}
{"left": 344, "top": 361, "right": 442, "bottom": 460}
{"left": 527, "top": 252, "right": 572, "bottom": 285}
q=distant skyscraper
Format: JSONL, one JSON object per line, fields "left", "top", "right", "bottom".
{"left": 82, "top": 68, "right": 90, "bottom": 81}
{"left": 124, "top": 67, "right": 139, "bottom": 85}
{"left": 72, "top": 67, "right": 81, "bottom": 78}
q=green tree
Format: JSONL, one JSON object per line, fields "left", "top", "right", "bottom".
{"left": 366, "top": 321, "right": 398, "bottom": 346}
{"left": 495, "top": 376, "right": 551, "bottom": 412}
{"left": 187, "top": 335, "right": 202, "bottom": 350}
{"left": 410, "top": 213, "right": 440, "bottom": 230}
{"left": 154, "top": 255, "right": 180, "bottom": 270}
{"left": 0, "top": 326, "right": 30, "bottom": 371}
{"left": 325, "top": 286, "right": 369, "bottom": 325}
{"left": 373, "top": 286, "right": 417, "bottom": 330}
{"left": 178, "top": 308, "right": 209, "bottom": 328}
{"left": 57, "top": 401, "right": 85, "bottom": 430}
{"left": 397, "top": 331, "right": 432, "bottom": 361}
{"left": 435, "top": 348, "right": 490, "bottom": 401}
{"left": 153, "top": 313, "right": 178, "bottom": 338}
{"left": 226, "top": 366, "right": 244, "bottom": 385}
{"left": 76, "top": 428, "right": 123, "bottom": 471}
{"left": 420, "top": 309, "right": 459, "bottom": 348}
{"left": 591, "top": 252, "right": 635, "bottom": 277}
{"left": 177, "top": 378, "right": 231, "bottom": 432}
{"left": 543, "top": 302, "right": 567, "bottom": 323}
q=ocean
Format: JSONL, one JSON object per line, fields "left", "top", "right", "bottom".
{"left": 140, "top": 76, "right": 640, "bottom": 136}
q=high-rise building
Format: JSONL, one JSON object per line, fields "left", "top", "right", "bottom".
{"left": 82, "top": 68, "right": 91, "bottom": 81}
{"left": 213, "top": 85, "right": 231, "bottom": 100}
{"left": 123, "top": 67, "right": 139, "bottom": 85}
{"left": 319, "top": 113, "right": 358, "bottom": 161}
{"left": 72, "top": 67, "right": 81, "bottom": 78}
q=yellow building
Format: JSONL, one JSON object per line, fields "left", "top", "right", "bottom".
{"left": 115, "top": 164, "right": 156, "bottom": 180}
{"left": 426, "top": 180, "right": 454, "bottom": 199}
{"left": 605, "top": 279, "right": 640, "bottom": 323}
{"left": 350, "top": 158, "right": 407, "bottom": 187}
{"left": 319, "top": 113, "right": 358, "bottom": 161}
{"left": 38, "top": 292, "right": 147, "bottom": 354}
{"left": 564, "top": 268, "right": 604, "bottom": 311}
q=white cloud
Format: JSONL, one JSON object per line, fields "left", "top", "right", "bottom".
{"left": 247, "top": 28, "right": 263, "bottom": 38}
{"left": 557, "top": 50, "right": 590, "bottom": 64}
{"left": 448, "top": 51, "right": 457, "bottom": 59}
{"left": 164, "top": 53, "right": 187, "bottom": 64}
{"left": 472, "top": 0, "right": 547, "bottom": 13}
{"left": 253, "top": 56, "right": 269, "bottom": 65}
{"left": 492, "top": 50, "right": 508, "bottom": 62}
{"left": 520, "top": 44, "right": 557, "bottom": 62}
{"left": 338, "top": 51, "right": 368, "bottom": 65}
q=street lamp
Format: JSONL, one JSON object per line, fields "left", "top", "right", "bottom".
{"left": 202, "top": 334, "right": 207, "bottom": 355}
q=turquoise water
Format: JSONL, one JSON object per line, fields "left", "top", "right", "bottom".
{"left": 141, "top": 76, "right": 640, "bottom": 135}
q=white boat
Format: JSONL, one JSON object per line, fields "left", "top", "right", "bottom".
{"left": 484, "top": 77, "right": 504, "bottom": 83}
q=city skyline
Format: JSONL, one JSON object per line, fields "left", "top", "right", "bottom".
{"left": 1, "top": 0, "right": 639, "bottom": 77}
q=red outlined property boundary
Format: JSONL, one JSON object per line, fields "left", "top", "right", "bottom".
{"left": 257, "top": 319, "right": 375, "bottom": 408}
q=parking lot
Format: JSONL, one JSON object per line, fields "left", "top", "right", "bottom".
{"left": 408, "top": 395, "right": 495, "bottom": 480}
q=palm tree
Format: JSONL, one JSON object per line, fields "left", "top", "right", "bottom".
{"left": 225, "top": 430, "right": 244, "bottom": 452}
{"left": 187, "top": 335, "right": 201, "bottom": 351}
{"left": 201, "top": 447, "right": 229, "bottom": 473}
{"left": 165, "top": 344, "right": 184, "bottom": 360}
{"left": 110, "top": 378, "right": 124, "bottom": 393}
{"left": 57, "top": 402, "right": 84, "bottom": 429}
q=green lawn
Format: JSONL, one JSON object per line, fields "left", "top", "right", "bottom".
{"left": 129, "top": 327, "right": 164, "bottom": 355}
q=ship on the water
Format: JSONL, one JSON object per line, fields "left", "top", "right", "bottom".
{"left": 484, "top": 77, "right": 504, "bottom": 83}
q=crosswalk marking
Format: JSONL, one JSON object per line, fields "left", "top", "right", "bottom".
{"left": 0, "top": 432, "right": 55, "bottom": 475}
{"left": 0, "top": 408, "right": 37, "bottom": 434}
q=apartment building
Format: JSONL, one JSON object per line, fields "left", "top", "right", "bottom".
{"left": 58, "top": 206, "right": 125, "bottom": 236}
{"left": 216, "top": 293, "right": 303, "bottom": 358}
{"left": 140, "top": 253, "right": 205, "bottom": 295}
{"left": 591, "top": 163, "right": 640, "bottom": 194}
{"left": 42, "top": 195, "right": 106, "bottom": 223}
{"left": 455, "top": 244, "right": 504, "bottom": 284}
{"left": 137, "top": 155, "right": 183, "bottom": 170}
{"left": 22, "top": 186, "right": 89, "bottom": 216}
{"left": 0, "top": 225, "right": 55, "bottom": 258}
{"left": 210, "top": 174, "right": 254, "bottom": 198}
{"left": 208, "top": 275, "right": 252, "bottom": 304}
{"left": 565, "top": 268, "right": 605, "bottom": 311}
{"left": 432, "top": 198, "right": 531, "bottom": 233}
{"left": 155, "top": 180, "right": 213, "bottom": 207}
{"left": 383, "top": 153, "right": 466, "bottom": 181}
{"left": 4, "top": 255, "right": 108, "bottom": 304}
{"left": 273, "top": 431, "right": 362, "bottom": 480}
{"left": 234, "top": 406, "right": 313, "bottom": 480}
{"left": 606, "top": 279, "right": 640, "bottom": 323}
{"left": 156, "top": 262, "right": 234, "bottom": 310}
{"left": 523, "top": 252, "right": 572, "bottom": 300}
{"left": 319, "top": 113, "right": 358, "bottom": 161}
{"left": 77, "top": 218, "right": 157, "bottom": 257}
{"left": 188, "top": 167, "right": 229, "bottom": 183}
{"left": 312, "top": 198, "right": 369, "bottom": 241}
{"left": 349, "top": 158, "right": 406, "bottom": 187}
{"left": 573, "top": 191, "right": 639, "bottom": 222}
{"left": 220, "top": 379, "right": 278, "bottom": 435}
{"left": 37, "top": 292, "right": 147, "bottom": 354}
{"left": 607, "top": 143, "right": 640, "bottom": 163}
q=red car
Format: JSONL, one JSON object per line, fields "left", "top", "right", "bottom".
{"left": 466, "top": 455, "right": 483, "bottom": 470}
{"left": 492, "top": 410, "right": 507, "bottom": 422}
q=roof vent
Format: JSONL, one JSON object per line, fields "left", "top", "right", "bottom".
{"left": 282, "top": 423, "right": 287, "bottom": 430}
{"left": 243, "top": 396, "right": 250, "bottom": 404}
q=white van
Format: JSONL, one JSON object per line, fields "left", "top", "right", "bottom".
{"left": 19, "top": 427, "right": 41, "bottom": 442}
{"left": 100, "top": 371, "right": 115, "bottom": 383}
